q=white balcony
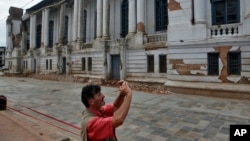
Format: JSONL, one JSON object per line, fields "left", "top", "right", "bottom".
{"left": 209, "top": 23, "right": 242, "bottom": 38}
{"left": 80, "top": 42, "right": 93, "bottom": 50}
{"left": 147, "top": 33, "right": 167, "bottom": 43}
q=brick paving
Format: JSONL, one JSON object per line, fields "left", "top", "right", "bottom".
{"left": 0, "top": 76, "right": 250, "bottom": 141}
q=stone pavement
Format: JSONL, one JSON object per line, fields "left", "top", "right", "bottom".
{"left": 0, "top": 110, "right": 56, "bottom": 141}
{"left": 0, "top": 76, "right": 250, "bottom": 141}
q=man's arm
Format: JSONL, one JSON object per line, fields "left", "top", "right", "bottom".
{"left": 113, "top": 93, "right": 125, "bottom": 111}
{"left": 112, "top": 81, "right": 132, "bottom": 128}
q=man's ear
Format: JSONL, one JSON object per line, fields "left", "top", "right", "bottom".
{"left": 88, "top": 99, "right": 94, "bottom": 106}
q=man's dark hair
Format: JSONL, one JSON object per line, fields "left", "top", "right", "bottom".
{"left": 81, "top": 84, "right": 101, "bottom": 108}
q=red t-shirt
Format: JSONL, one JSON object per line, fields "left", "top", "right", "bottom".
{"left": 87, "top": 104, "right": 116, "bottom": 141}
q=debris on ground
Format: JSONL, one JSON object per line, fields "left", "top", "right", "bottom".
{"left": 3, "top": 73, "right": 170, "bottom": 95}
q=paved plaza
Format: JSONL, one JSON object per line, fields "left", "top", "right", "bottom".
{"left": 0, "top": 76, "right": 250, "bottom": 141}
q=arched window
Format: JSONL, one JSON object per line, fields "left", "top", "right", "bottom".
{"left": 64, "top": 16, "right": 68, "bottom": 45}
{"left": 36, "top": 24, "right": 42, "bottom": 48}
{"left": 121, "top": 0, "right": 128, "bottom": 38}
{"left": 155, "top": 0, "right": 168, "bottom": 31}
{"left": 83, "top": 10, "right": 87, "bottom": 42}
{"left": 48, "top": 20, "right": 54, "bottom": 48}
{"left": 211, "top": 0, "right": 240, "bottom": 25}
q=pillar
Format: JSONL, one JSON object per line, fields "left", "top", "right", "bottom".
{"left": 59, "top": 4, "right": 65, "bottom": 45}
{"left": 136, "top": 0, "right": 145, "bottom": 33}
{"left": 41, "top": 8, "right": 49, "bottom": 48}
{"left": 73, "top": 0, "right": 79, "bottom": 41}
{"left": 102, "top": 0, "right": 110, "bottom": 39}
{"left": 194, "top": 0, "right": 206, "bottom": 24}
{"left": 77, "top": 0, "right": 85, "bottom": 42}
{"left": 96, "top": 0, "right": 103, "bottom": 38}
{"left": 128, "top": 0, "right": 136, "bottom": 35}
{"left": 30, "top": 14, "right": 37, "bottom": 49}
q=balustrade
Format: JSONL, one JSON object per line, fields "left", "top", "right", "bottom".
{"left": 210, "top": 23, "right": 241, "bottom": 37}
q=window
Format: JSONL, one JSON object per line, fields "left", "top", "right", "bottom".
{"left": 83, "top": 10, "right": 87, "bottom": 42}
{"left": 159, "top": 55, "right": 167, "bottom": 73}
{"left": 64, "top": 16, "right": 68, "bottom": 45}
{"left": 88, "top": 57, "right": 92, "bottom": 71}
{"left": 26, "top": 39, "right": 30, "bottom": 51}
{"left": 147, "top": 55, "right": 154, "bottom": 72}
{"left": 36, "top": 25, "right": 42, "bottom": 48}
{"left": 208, "top": 52, "right": 219, "bottom": 75}
{"left": 121, "top": 0, "right": 128, "bottom": 37}
{"left": 26, "top": 61, "right": 28, "bottom": 69}
{"left": 228, "top": 51, "right": 241, "bottom": 75}
{"left": 50, "top": 59, "right": 52, "bottom": 70}
{"left": 48, "top": 20, "right": 54, "bottom": 48}
{"left": 46, "top": 59, "right": 48, "bottom": 70}
{"left": 23, "top": 61, "right": 25, "bottom": 69}
{"left": 94, "top": 10, "right": 97, "bottom": 39}
{"left": 155, "top": 0, "right": 168, "bottom": 31}
{"left": 82, "top": 58, "right": 86, "bottom": 71}
{"left": 211, "top": 0, "right": 240, "bottom": 25}
{"left": 0, "top": 51, "right": 3, "bottom": 67}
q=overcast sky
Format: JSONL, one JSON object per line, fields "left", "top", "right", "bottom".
{"left": 0, "top": 0, "right": 42, "bottom": 46}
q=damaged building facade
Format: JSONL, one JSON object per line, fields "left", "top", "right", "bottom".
{"left": 5, "top": 0, "right": 250, "bottom": 98}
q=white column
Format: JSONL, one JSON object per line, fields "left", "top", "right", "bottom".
{"left": 73, "top": 0, "right": 79, "bottom": 41}
{"left": 30, "top": 14, "right": 37, "bottom": 49}
{"left": 96, "top": 0, "right": 103, "bottom": 38}
{"left": 128, "top": 0, "right": 136, "bottom": 34}
{"left": 245, "top": 0, "right": 250, "bottom": 18}
{"left": 44, "top": 8, "right": 49, "bottom": 48}
{"left": 77, "top": 0, "right": 85, "bottom": 42}
{"left": 194, "top": 0, "right": 206, "bottom": 24}
{"left": 59, "top": 4, "right": 65, "bottom": 45}
{"left": 41, "top": 10, "right": 45, "bottom": 46}
{"left": 41, "top": 8, "right": 49, "bottom": 48}
{"left": 21, "top": 25, "right": 27, "bottom": 52}
{"left": 103, "top": 0, "right": 110, "bottom": 39}
{"left": 136, "top": 0, "right": 145, "bottom": 33}
{"left": 6, "top": 23, "right": 12, "bottom": 51}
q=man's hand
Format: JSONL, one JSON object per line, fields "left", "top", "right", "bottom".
{"left": 113, "top": 80, "right": 132, "bottom": 127}
{"left": 117, "top": 80, "right": 131, "bottom": 96}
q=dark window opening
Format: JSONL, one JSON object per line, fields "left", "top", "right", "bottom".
{"left": 36, "top": 25, "right": 42, "bottom": 48}
{"left": 26, "top": 39, "right": 30, "bottom": 51}
{"left": 147, "top": 55, "right": 154, "bottom": 73}
{"left": 228, "top": 51, "right": 241, "bottom": 75}
{"left": 155, "top": 0, "right": 168, "bottom": 31}
{"left": 64, "top": 16, "right": 68, "bottom": 45}
{"left": 82, "top": 58, "right": 86, "bottom": 71}
{"left": 46, "top": 59, "right": 48, "bottom": 70}
{"left": 211, "top": 0, "right": 240, "bottom": 25}
{"left": 208, "top": 52, "right": 219, "bottom": 75}
{"left": 159, "top": 55, "right": 167, "bottom": 73}
{"left": 121, "top": 0, "right": 128, "bottom": 37}
{"left": 88, "top": 57, "right": 92, "bottom": 71}
{"left": 23, "top": 61, "right": 25, "bottom": 69}
{"left": 50, "top": 59, "right": 52, "bottom": 70}
{"left": 94, "top": 10, "right": 97, "bottom": 39}
{"left": 48, "top": 20, "right": 54, "bottom": 48}
{"left": 26, "top": 61, "right": 28, "bottom": 69}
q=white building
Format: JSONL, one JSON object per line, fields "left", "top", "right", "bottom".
{"left": 5, "top": 0, "right": 250, "bottom": 98}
